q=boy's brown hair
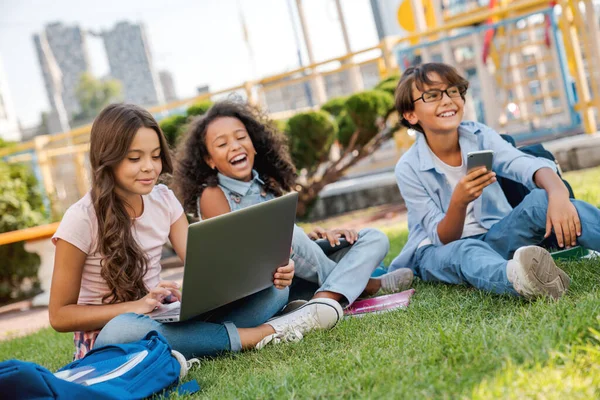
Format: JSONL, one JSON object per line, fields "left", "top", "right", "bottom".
{"left": 394, "top": 63, "right": 469, "bottom": 133}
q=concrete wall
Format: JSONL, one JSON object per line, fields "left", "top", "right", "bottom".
{"left": 309, "top": 172, "right": 403, "bottom": 220}
{"left": 544, "top": 133, "right": 600, "bottom": 172}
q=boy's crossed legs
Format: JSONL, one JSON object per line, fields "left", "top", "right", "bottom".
{"left": 413, "top": 189, "right": 600, "bottom": 298}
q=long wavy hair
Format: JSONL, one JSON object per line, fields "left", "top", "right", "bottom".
{"left": 174, "top": 100, "right": 297, "bottom": 215}
{"left": 89, "top": 103, "right": 173, "bottom": 304}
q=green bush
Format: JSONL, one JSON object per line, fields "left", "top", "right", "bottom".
{"left": 345, "top": 90, "right": 395, "bottom": 147}
{"left": 186, "top": 100, "right": 213, "bottom": 117}
{"left": 374, "top": 75, "right": 400, "bottom": 97}
{"left": 321, "top": 97, "right": 348, "bottom": 118}
{"left": 0, "top": 138, "right": 15, "bottom": 149}
{"left": 0, "top": 161, "right": 48, "bottom": 303}
{"left": 159, "top": 115, "right": 188, "bottom": 148}
{"left": 375, "top": 74, "right": 400, "bottom": 88}
{"left": 286, "top": 110, "right": 338, "bottom": 172}
{"left": 336, "top": 110, "right": 357, "bottom": 148}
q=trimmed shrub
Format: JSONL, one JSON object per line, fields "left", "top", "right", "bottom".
{"left": 186, "top": 100, "right": 213, "bottom": 117}
{"left": 0, "top": 161, "right": 48, "bottom": 304}
{"left": 345, "top": 90, "right": 395, "bottom": 147}
{"left": 374, "top": 75, "right": 400, "bottom": 97}
{"left": 336, "top": 110, "right": 357, "bottom": 148}
{"left": 272, "top": 118, "right": 288, "bottom": 134}
{"left": 286, "top": 110, "right": 338, "bottom": 172}
{"left": 321, "top": 96, "right": 348, "bottom": 118}
{"left": 159, "top": 115, "right": 188, "bottom": 148}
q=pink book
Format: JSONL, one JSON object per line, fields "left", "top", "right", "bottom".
{"left": 344, "top": 289, "right": 416, "bottom": 317}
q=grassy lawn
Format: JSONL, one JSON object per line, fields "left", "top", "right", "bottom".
{"left": 1, "top": 167, "right": 599, "bottom": 399}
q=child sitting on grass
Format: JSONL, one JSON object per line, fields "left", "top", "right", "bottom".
{"left": 389, "top": 62, "right": 600, "bottom": 299}
{"left": 49, "top": 103, "right": 341, "bottom": 360}
{"left": 173, "top": 101, "right": 414, "bottom": 310}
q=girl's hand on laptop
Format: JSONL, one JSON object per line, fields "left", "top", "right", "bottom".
{"left": 274, "top": 259, "right": 295, "bottom": 289}
{"left": 308, "top": 226, "right": 358, "bottom": 246}
{"left": 134, "top": 281, "right": 181, "bottom": 314}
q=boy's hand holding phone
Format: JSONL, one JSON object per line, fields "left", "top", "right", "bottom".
{"left": 452, "top": 167, "right": 497, "bottom": 206}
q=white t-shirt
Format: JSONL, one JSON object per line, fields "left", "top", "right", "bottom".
{"left": 418, "top": 150, "right": 488, "bottom": 248}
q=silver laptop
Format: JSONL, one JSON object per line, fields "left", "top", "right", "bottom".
{"left": 149, "top": 192, "right": 298, "bottom": 323}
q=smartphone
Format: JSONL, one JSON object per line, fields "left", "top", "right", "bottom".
{"left": 467, "top": 150, "right": 494, "bottom": 172}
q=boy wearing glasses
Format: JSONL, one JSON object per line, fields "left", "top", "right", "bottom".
{"left": 388, "top": 62, "right": 600, "bottom": 299}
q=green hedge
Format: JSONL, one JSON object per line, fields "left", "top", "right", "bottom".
{"left": 0, "top": 161, "right": 48, "bottom": 304}
{"left": 374, "top": 75, "right": 400, "bottom": 97}
{"left": 321, "top": 97, "right": 348, "bottom": 118}
{"left": 159, "top": 115, "right": 188, "bottom": 148}
{"left": 344, "top": 90, "right": 394, "bottom": 146}
{"left": 336, "top": 110, "right": 357, "bottom": 148}
{"left": 186, "top": 100, "right": 213, "bottom": 117}
{"left": 159, "top": 100, "right": 214, "bottom": 148}
{"left": 286, "top": 110, "right": 338, "bottom": 171}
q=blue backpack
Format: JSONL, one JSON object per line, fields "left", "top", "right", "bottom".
{"left": 497, "top": 134, "right": 575, "bottom": 250}
{"left": 0, "top": 331, "right": 199, "bottom": 399}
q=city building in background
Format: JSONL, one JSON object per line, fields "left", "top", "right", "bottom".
{"left": 159, "top": 70, "right": 178, "bottom": 103}
{"left": 99, "top": 22, "right": 165, "bottom": 107}
{"left": 370, "top": 0, "right": 405, "bottom": 39}
{"left": 196, "top": 85, "right": 210, "bottom": 95}
{"left": 0, "top": 55, "right": 22, "bottom": 142}
{"left": 33, "top": 22, "right": 89, "bottom": 133}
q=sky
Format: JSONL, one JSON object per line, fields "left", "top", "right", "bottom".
{"left": 0, "top": 0, "right": 380, "bottom": 127}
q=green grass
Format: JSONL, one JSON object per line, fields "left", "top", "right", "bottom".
{"left": 564, "top": 166, "right": 600, "bottom": 207}
{"left": 1, "top": 167, "right": 599, "bottom": 399}
{"left": 2, "top": 249, "right": 599, "bottom": 398}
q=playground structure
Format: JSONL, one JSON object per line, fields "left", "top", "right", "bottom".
{"left": 1, "top": 0, "right": 600, "bottom": 219}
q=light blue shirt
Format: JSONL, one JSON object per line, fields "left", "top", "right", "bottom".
{"left": 197, "top": 170, "right": 275, "bottom": 218}
{"left": 388, "top": 121, "right": 557, "bottom": 271}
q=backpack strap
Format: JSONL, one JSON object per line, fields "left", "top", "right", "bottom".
{"left": 175, "top": 380, "right": 201, "bottom": 395}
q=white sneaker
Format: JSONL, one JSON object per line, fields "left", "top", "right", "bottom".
{"left": 377, "top": 268, "right": 414, "bottom": 294}
{"left": 255, "top": 298, "right": 343, "bottom": 349}
{"left": 507, "top": 245, "right": 570, "bottom": 300}
{"left": 279, "top": 299, "right": 308, "bottom": 315}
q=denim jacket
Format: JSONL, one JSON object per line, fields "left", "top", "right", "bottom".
{"left": 197, "top": 170, "right": 274, "bottom": 218}
{"left": 388, "top": 121, "right": 557, "bottom": 271}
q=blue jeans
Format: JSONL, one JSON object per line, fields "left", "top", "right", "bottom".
{"left": 290, "top": 227, "right": 390, "bottom": 305}
{"left": 95, "top": 285, "right": 289, "bottom": 359}
{"left": 413, "top": 189, "right": 600, "bottom": 294}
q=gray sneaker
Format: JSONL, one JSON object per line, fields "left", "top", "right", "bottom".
{"left": 256, "top": 298, "right": 343, "bottom": 349}
{"left": 507, "top": 245, "right": 571, "bottom": 299}
{"left": 377, "top": 268, "right": 414, "bottom": 294}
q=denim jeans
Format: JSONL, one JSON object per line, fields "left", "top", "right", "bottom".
{"left": 95, "top": 285, "right": 289, "bottom": 359}
{"left": 413, "top": 189, "right": 600, "bottom": 295}
{"left": 290, "top": 227, "right": 390, "bottom": 305}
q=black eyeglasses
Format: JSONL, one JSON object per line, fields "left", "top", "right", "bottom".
{"left": 412, "top": 85, "right": 467, "bottom": 103}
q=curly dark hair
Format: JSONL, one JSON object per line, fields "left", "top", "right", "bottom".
{"left": 173, "top": 100, "right": 297, "bottom": 215}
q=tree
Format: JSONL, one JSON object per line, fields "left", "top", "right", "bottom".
{"left": 73, "top": 72, "right": 122, "bottom": 122}
{"left": 286, "top": 111, "right": 337, "bottom": 174}
{"left": 158, "top": 100, "right": 214, "bottom": 148}
{"left": 0, "top": 161, "right": 48, "bottom": 303}
{"left": 286, "top": 85, "right": 398, "bottom": 217}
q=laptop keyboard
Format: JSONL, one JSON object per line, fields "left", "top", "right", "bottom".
{"left": 148, "top": 301, "right": 181, "bottom": 318}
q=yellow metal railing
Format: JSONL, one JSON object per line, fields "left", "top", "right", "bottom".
{"left": 2, "top": 0, "right": 600, "bottom": 221}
